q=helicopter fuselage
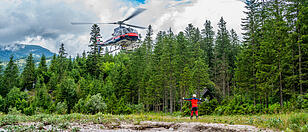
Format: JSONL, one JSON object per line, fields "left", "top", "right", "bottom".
{"left": 99, "top": 26, "right": 139, "bottom": 46}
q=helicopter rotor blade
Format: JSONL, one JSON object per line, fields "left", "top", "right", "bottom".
{"left": 122, "top": 8, "right": 146, "bottom": 23}
{"left": 122, "top": 23, "right": 146, "bottom": 29}
{"left": 71, "top": 22, "right": 117, "bottom": 25}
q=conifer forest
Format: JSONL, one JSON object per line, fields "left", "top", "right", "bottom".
{"left": 0, "top": 0, "right": 307, "bottom": 118}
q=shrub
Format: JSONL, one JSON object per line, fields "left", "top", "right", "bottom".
{"left": 127, "top": 103, "right": 144, "bottom": 113}
{"left": 287, "top": 113, "right": 308, "bottom": 131}
{"left": 5, "top": 87, "right": 28, "bottom": 112}
{"left": 199, "top": 98, "right": 218, "bottom": 115}
{"left": 73, "top": 93, "right": 107, "bottom": 114}
{"left": 268, "top": 103, "right": 281, "bottom": 114}
{"left": 23, "top": 105, "right": 35, "bottom": 115}
{"left": 181, "top": 101, "right": 192, "bottom": 116}
{"left": 8, "top": 107, "right": 22, "bottom": 115}
{"left": 56, "top": 101, "right": 67, "bottom": 114}
{"left": 84, "top": 93, "right": 107, "bottom": 114}
{"left": 73, "top": 98, "right": 86, "bottom": 113}
{"left": 114, "top": 97, "right": 132, "bottom": 114}
{"left": 0, "top": 95, "right": 4, "bottom": 112}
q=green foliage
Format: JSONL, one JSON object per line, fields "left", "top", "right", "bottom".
{"left": 55, "top": 77, "right": 77, "bottom": 113}
{"left": 199, "top": 98, "right": 218, "bottom": 115}
{"left": 4, "top": 87, "right": 28, "bottom": 113}
{"left": 1, "top": 56, "right": 19, "bottom": 97}
{"left": 0, "top": 95, "right": 4, "bottom": 112}
{"left": 127, "top": 104, "right": 144, "bottom": 114}
{"left": 20, "top": 53, "right": 36, "bottom": 91}
{"left": 0, "top": 0, "right": 306, "bottom": 117}
{"left": 8, "top": 107, "right": 22, "bottom": 115}
{"left": 73, "top": 93, "right": 106, "bottom": 114}
{"left": 55, "top": 101, "right": 67, "bottom": 114}
{"left": 287, "top": 113, "right": 308, "bottom": 132}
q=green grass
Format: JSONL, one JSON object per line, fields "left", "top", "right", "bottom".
{"left": 0, "top": 112, "right": 307, "bottom": 131}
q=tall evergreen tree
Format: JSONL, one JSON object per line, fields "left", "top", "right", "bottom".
{"left": 36, "top": 54, "right": 48, "bottom": 84}
{"left": 236, "top": 0, "right": 261, "bottom": 105}
{"left": 215, "top": 17, "right": 231, "bottom": 97}
{"left": 1, "top": 56, "right": 19, "bottom": 97}
{"left": 87, "top": 24, "right": 101, "bottom": 78}
{"left": 201, "top": 20, "right": 215, "bottom": 76}
{"left": 20, "top": 53, "right": 36, "bottom": 91}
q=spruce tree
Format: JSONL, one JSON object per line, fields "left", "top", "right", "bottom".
{"left": 215, "top": 17, "right": 231, "bottom": 97}
{"left": 201, "top": 20, "right": 215, "bottom": 76}
{"left": 236, "top": 0, "right": 261, "bottom": 105}
{"left": 87, "top": 24, "right": 101, "bottom": 78}
{"left": 20, "top": 53, "right": 36, "bottom": 91}
{"left": 1, "top": 56, "right": 19, "bottom": 97}
{"left": 36, "top": 54, "right": 48, "bottom": 84}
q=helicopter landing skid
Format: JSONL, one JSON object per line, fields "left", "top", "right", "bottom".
{"left": 99, "top": 41, "right": 141, "bottom": 55}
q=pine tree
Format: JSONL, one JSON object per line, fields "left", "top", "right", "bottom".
{"left": 236, "top": 0, "right": 261, "bottom": 105}
{"left": 87, "top": 24, "right": 101, "bottom": 78}
{"left": 36, "top": 54, "right": 48, "bottom": 84}
{"left": 33, "top": 76, "right": 51, "bottom": 110}
{"left": 201, "top": 20, "right": 215, "bottom": 76}
{"left": 215, "top": 17, "right": 231, "bottom": 97}
{"left": 55, "top": 77, "right": 77, "bottom": 113}
{"left": 1, "top": 56, "right": 19, "bottom": 97}
{"left": 58, "top": 43, "right": 68, "bottom": 80}
{"left": 192, "top": 57, "right": 212, "bottom": 98}
{"left": 59, "top": 43, "right": 67, "bottom": 59}
{"left": 179, "top": 65, "right": 192, "bottom": 111}
{"left": 20, "top": 53, "right": 36, "bottom": 91}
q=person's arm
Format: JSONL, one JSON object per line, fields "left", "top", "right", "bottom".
{"left": 182, "top": 97, "right": 192, "bottom": 101}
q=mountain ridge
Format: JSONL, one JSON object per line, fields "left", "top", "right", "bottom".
{"left": 0, "top": 44, "right": 55, "bottom": 62}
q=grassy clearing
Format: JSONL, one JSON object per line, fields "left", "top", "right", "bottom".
{"left": 0, "top": 112, "right": 307, "bottom": 131}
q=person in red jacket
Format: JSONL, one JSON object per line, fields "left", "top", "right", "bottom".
{"left": 183, "top": 94, "right": 202, "bottom": 119}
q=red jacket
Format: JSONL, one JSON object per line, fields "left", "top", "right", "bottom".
{"left": 184, "top": 98, "right": 201, "bottom": 107}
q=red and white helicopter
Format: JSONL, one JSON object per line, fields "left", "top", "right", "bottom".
{"left": 71, "top": 8, "right": 146, "bottom": 53}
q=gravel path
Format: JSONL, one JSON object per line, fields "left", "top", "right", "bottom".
{"left": 0, "top": 121, "right": 274, "bottom": 132}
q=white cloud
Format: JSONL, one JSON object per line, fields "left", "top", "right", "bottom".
{"left": 1, "top": 0, "right": 245, "bottom": 56}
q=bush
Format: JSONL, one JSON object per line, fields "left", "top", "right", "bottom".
{"left": 114, "top": 97, "right": 132, "bottom": 114}
{"left": 73, "top": 93, "right": 107, "bottom": 114}
{"left": 56, "top": 101, "right": 67, "bottom": 114}
{"left": 0, "top": 95, "right": 4, "bottom": 112}
{"left": 287, "top": 113, "right": 308, "bottom": 131}
{"left": 268, "top": 103, "right": 281, "bottom": 114}
{"left": 199, "top": 98, "right": 218, "bottom": 115}
{"left": 23, "top": 105, "right": 35, "bottom": 115}
{"left": 181, "top": 101, "right": 191, "bottom": 116}
{"left": 127, "top": 103, "right": 144, "bottom": 113}
{"left": 85, "top": 93, "right": 107, "bottom": 114}
{"left": 8, "top": 107, "right": 22, "bottom": 115}
{"left": 5, "top": 87, "right": 28, "bottom": 112}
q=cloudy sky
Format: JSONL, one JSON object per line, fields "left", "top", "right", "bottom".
{"left": 0, "top": 0, "right": 246, "bottom": 56}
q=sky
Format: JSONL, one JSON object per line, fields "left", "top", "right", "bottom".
{"left": 0, "top": 0, "right": 246, "bottom": 56}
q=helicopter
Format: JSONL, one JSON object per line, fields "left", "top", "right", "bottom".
{"left": 71, "top": 8, "right": 146, "bottom": 52}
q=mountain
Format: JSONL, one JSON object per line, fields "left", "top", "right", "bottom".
{"left": 0, "top": 44, "right": 55, "bottom": 62}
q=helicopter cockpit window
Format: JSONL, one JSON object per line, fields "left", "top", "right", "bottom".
{"left": 123, "top": 28, "right": 129, "bottom": 34}
{"left": 120, "top": 30, "right": 124, "bottom": 35}
{"left": 132, "top": 29, "right": 137, "bottom": 33}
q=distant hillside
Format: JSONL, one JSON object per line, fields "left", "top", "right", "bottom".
{"left": 0, "top": 44, "right": 55, "bottom": 62}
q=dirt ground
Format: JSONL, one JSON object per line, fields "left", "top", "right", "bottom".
{"left": 0, "top": 121, "right": 274, "bottom": 132}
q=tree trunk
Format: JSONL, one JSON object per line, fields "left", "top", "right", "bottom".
{"left": 169, "top": 75, "right": 173, "bottom": 113}
{"left": 279, "top": 60, "right": 283, "bottom": 107}
{"left": 298, "top": 28, "right": 303, "bottom": 95}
